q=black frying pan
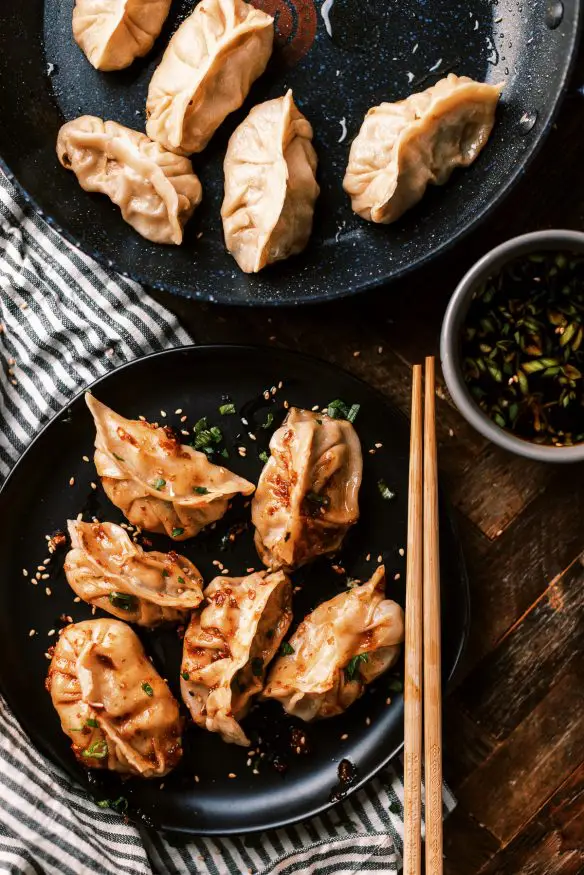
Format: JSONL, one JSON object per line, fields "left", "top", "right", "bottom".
{"left": 0, "top": 1, "right": 580, "bottom": 306}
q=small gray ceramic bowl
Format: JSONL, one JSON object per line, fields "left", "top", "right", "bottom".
{"left": 441, "top": 230, "right": 584, "bottom": 463}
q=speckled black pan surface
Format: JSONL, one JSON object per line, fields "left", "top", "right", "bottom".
{"left": 0, "top": 346, "right": 468, "bottom": 835}
{"left": 0, "top": 1, "right": 580, "bottom": 305}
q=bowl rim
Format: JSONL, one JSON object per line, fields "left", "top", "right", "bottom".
{"left": 440, "top": 229, "right": 584, "bottom": 463}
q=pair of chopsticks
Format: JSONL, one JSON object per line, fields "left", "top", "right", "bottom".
{"left": 404, "top": 357, "right": 443, "bottom": 875}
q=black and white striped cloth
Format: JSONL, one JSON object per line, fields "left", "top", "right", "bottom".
{"left": 0, "top": 173, "right": 455, "bottom": 875}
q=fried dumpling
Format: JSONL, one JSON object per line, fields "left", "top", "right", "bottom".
{"left": 86, "top": 395, "right": 254, "bottom": 540}
{"left": 251, "top": 407, "right": 362, "bottom": 570}
{"left": 221, "top": 90, "right": 320, "bottom": 273}
{"left": 181, "top": 570, "right": 292, "bottom": 745}
{"left": 263, "top": 566, "right": 404, "bottom": 721}
{"left": 73, "top": 0, "right": 172, "bottom": 72}
{"left": 46, "top": 619, "right": 182, "bottom": 777}
{"left": 146, "top": 0, "right": 274, "bottom": 155}
{"left": 343, "top": 74, "right": 502, "bottom": 224}
{"left": 64, "top": 520, "right": 204, "bottom": 626}
{"left": 57, "top": 116, "right": 202, "bottom": 245}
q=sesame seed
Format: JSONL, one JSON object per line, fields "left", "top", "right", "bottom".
{"left": 293, "top": 585, "right": 302, "bottom": 593}
{"left": 377, "top": 554, "right": 383, "bottom": 563}
{"left": 73, "top": 597, "right": 81, "bottom": 603}
{"left": 91, "top": 606, "right": 96, "bottom": 615}
{"left": 241, "top": 417, "right": 248, "bottom": 426}
{"left": 90, "top": 482, "right": 97, "bottom": 490}
{"left": 246, "top": 758, "right": 252, "bottom": 767}
{"left": 369, "top": 448, "right": 376, "bottom": 455}
{"left": 194, "top": 775, "right": 200, "bottom": 783}
{"left": 47, "top": 629, "right": 55, "bottom": 636}
{"left": 76, "top": 512, "right": 83, "bottom": 521}
{"left": 248, "top": 433, "right": 257, "bottom": 441}
{"left": 10, "top": 379, "right": 18, "bottom": 386}
{"left": 44, "top": 652, "right": 51, "bottom": 660}
{"left": 365, "top": 717, "right": 371, "bottom": 726}
{"left": 159, "top": 783, "right": 165, "bottom": 790}
{"left": 269, "top": 336, "right": 276, "bottom": 341}
{"left": 366, "top": 553, "right": 371, "bottom": 562}
{"left": 139, "top": 415, "right": 146, "bottom": 421}
{"left": 69, "top": 477, "right": 75, "bottom": 486}
{"left": 263, "top": 390, "right": 270, "bottom": 400}
{"left": 398, "top": 548, "right": 405, "bottom": 557}
{"left": 181, "top": 429, "right": 189, "bottom": 436}
{"left": 394, "top": 573, "right": 401, "bottom": 581}
{"left": 238, "top": 447, "right": 247, "bottom": 457}
{"left": 283, "top": 400, "right": 289, "bottom": 409}
{"left": 28, "top": 629, "right": 36, "bottom": 637}
{"left": 375, "top": 442, "right": 383, "bottom": 449}
{"left": 386, "top": 697, "right": 392, "bottom": 705}
{"left": 378, "top": 346, "right": 383, "bottom": 354}
{"left": 82, "top": 455, "right": 90, "bottom": 462}
{"left": 270, "top": 386, "right": 277, "bottom": 395}
{"left": 160, "top": 410, "right": 167, "bottom": 417}
{"left": 22, "top": 569, "right": 28, "bottom": 577}
{"left": 278, "top": 381, "right": 283, "bottom": 389}
{"left": 252, "top": 769, "right": 259, "bottom": 775}
{"left": 228, "top": 773, "right": 236, "bottom": 779}
{"left": 20, "top": 302, "right": 28, "bottom": 310}
{"left": 341, "top": 733, "right": 348, "bottom": 740}
{"left": 311, "top": 405, "right": 319, "bottom": 411}
{"left": 246, "top": 567, "right": 255, "bottom": 573}
{"left": 449, "top": 428, "right": 455, "bottom": 438}
{"left": 175, "top": 409, "right": 183, "bottom": 415}
{"left": 181, "top": 416, "right": 187, "bottom": 423}
{"left": 37, "top": 564, "right": 46, "bottom": 571}
{"left": 353, "top": 351, "right": 361, "bottom": 357}
{"left": 212, "top": 560, "right": 221, "bottom": 567}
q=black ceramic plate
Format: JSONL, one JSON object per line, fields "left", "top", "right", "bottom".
{"left": 0, "top": 1, "right": 580, "bottom": 305}
{"left": 0, "top": 345, "right": 468, "bottom": 835}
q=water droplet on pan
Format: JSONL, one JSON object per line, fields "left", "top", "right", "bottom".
{"left": 519, "top": 110, "right": 538, "bottom": 134}
{"left": 545, "top": 0, "right": 564, "bottom": 29}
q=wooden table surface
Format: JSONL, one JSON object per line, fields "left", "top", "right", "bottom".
{"left": 150, "top": 47, "right": 584, "bottom": 875}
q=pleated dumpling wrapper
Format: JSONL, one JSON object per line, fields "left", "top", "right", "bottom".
{"left": 146, "top": 0, "right": 274, "bottom": 155}
{"left": 57, "top": 116, "right": 202, "bottom": 245}
{"left": 263, "top": 566, "right": 404, "bottom": 721}
{"left": 73, "top": 0, "right": 172, "bottom": 72}
{"left": 64, "top": 520, "right": 204, "bottom": 626}
{"left": 181, "top": 570, "right": 293, "bottom": 745}
{"left": 222, "top": 90, "right": 320, "bottom": 273}
{"left": 86, "top": 394, "right": 255, "bottom": 540}
{"left": 343, "top": 74, "right": 503, "bottom": 224}
{"left": 46, "top": 619, "right": 183, "bottom": 777}
{"left": 251, "top": 407, "right": 362, "bottom": 570}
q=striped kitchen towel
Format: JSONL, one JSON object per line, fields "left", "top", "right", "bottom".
{"left": 0, "top": 172, "right": 455, "bottom": 875}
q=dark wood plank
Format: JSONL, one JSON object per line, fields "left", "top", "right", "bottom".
{"left": 458, "top": 558, "right": 584, "bottom": 740}
{"left": 455, "top": 469, "right": 584, "bottom": 677}
{"left": 457, "top": 661, "right": 584, "bottom": 845}
{"left": 442, "top": 699, "right": 497, "bottom": 792}
{"left": 478, "top": 764, "right": 584, "bottom": 875}
{"left": 442, "top": 807, "right": 500, "bottom": 875}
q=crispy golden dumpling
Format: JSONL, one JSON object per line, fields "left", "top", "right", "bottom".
{"left": 251, "top": 407, "right": 362, "bottom": 570}
{"left": 73, "top": 0, "right": 172, "bottom": 71}
{"left": 86, "top": 394, "right": 255, "bottom": 540}
{"left": 181, "top": 570, "right": 292, "bottom": 745}
{"left": 146, "top": 0, "right": 274, "bottom": 155}
{"left": 263, "top": 566, "right": 404, "bottom": 721}
{"left": 343, "top": 74, "right": 502, "bottom": 224}
{"left": 57, "top": 116, "right": 202, "bottom": 245}
{"left": 64, "top": 520, "right": 204, "bottom": 626}
{"left": 221, "top": 90, "right": 320, "bottom": 273}
{"left": 46, "top": 619, "right": 182, "bottom": 777}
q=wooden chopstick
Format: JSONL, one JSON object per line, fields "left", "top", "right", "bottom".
{"left": 423, "top": 356, "right": 443, "bottom": 875}
{"left": 404, "top": 364, "right": 424, "bottom": 875}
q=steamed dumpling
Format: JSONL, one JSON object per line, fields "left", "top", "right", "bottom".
{"left": 251, "top": 407, "right": 362, "bottom": 570}
{"left": 86, "top": 394, "right": 255, "bottom": 540}
{"left": 181, "top": 570, "right": 292, "bottom": 745}
{"left": 64, "top": 520, "right": 204, "bottom": 626}
{"left": 221, "top": 90, "right": 320, "bottom": 273}
{"left": 57, "top": 116, "right": 202, "bottom": 245}
{"left": 263, "top": 566, "right": 404, "bottom": 721}
{"left": 73, "top": 0, "right": 172, "bottom": 71}
{"left": 343, "top": 74, "right": 502, "bottom": 224}
{"left": 146, "top": 0, "right": 274, "bottom": 155}
{"left": 46, "top": 619, "right": 182, "bottom": 777}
